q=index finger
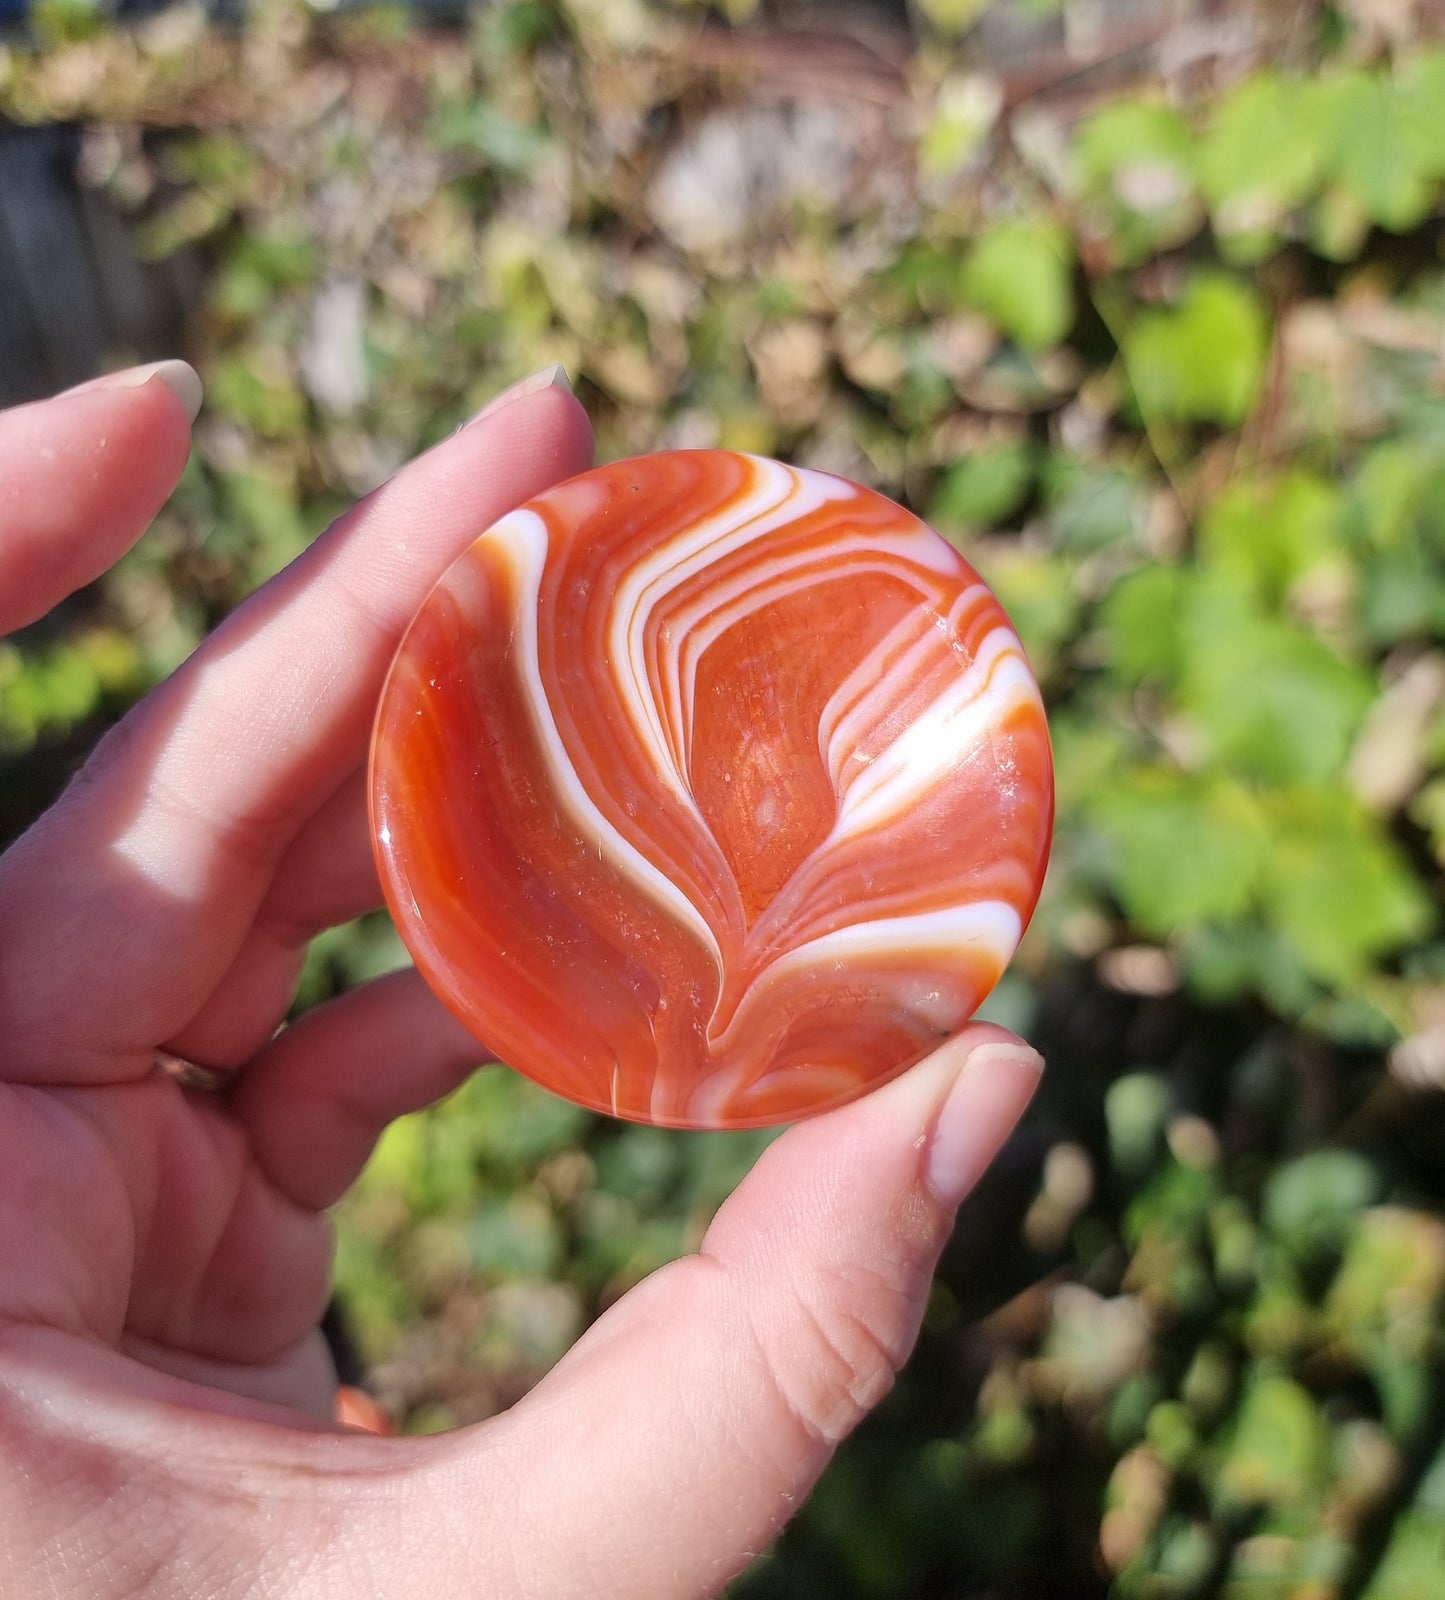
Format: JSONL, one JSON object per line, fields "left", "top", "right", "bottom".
{"left": 0, "top": 368, "right": 593, "bottom": 1082}
{"left": 0, "top": 363, "right": 199, "bottom": 636}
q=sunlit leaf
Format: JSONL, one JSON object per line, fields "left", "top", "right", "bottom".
{"left": 1099, "top": 565, "right": 1186, "bottom": 684}
{"left": 1259, "top": 789, "right": 1434, "bottom": 982}
{"left": 1126, "top": 273, "right": 1268, "bottom": 428}
{"left": 1361, "top": 1509, "right": 1445, "bottom": 1600}
{"left": 1075, "top": 97, "right": 1200, "bottom": 264}
{"left": 912, "top": 0, "right": 994, "bottom": 39}
{"left": 1195, "top": 73, "right": 1324, "bottom": 257}
{"left": 958, "top": 219, "right": 1076, "bottom": 351}
{"left": 1086, "top": 769, "right": 1268, "bottom": 933}
{"left": 1179, "top": 579, "right": 1373, "bottom": 782}
{"left": 1310, "top": 67, "right": 1436, "bottom": 235}
{"left": 1198, "top": 471, "right": 1346, "bottom": 608}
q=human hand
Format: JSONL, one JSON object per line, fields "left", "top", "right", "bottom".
{"left": 0, "top": 364, "right": 1044, "bottom": 1599}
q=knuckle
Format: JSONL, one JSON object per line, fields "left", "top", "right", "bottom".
{"left": 753, "top": 1256, "right": 933, "bottom": 1451}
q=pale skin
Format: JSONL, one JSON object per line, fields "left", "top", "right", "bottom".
{"left": 0, "top": 364, "right": 1045, "bottom": 1600}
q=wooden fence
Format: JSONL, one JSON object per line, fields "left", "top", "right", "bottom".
{"left": 0, "top": 123, "right": 200, "bottom": 406}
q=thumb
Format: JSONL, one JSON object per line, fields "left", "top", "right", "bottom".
{"left": 383, "top": 1024, "right": 1043, "bottom": 1599}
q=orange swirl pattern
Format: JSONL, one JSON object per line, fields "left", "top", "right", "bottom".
{"left": 370, "top": 451, "right": 1053, "bottom": 1129}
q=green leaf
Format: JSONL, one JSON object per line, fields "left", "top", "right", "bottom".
{"left": 1198, "top": 471, "right": 1346, "bottom": 608}
{"left": 1125, "top": 1158, "right": 1219, "bottom": 1247}
{"left": 1183, "top": 926, "right": 1323, "bottom": 1016}
{"left": 167, "top": 134, "right": 259, "bottom": 192}
{"left": 1105, "top": 1072, "right": 1171, "bottom": 1178}
{"left": 1219, "top": 1374, "right": 1330, "bottom": 1510}
{"left": 594, "top": 1126, "right": 682, "bottom": 1200}
{"left": 1361, "top": 1511, "right": 1445, "bottom": 1600}
{"left": 1126, "top": 273, "right": 1268, "bottom": 428}
{"left": 430, "top": 100, "right": 552, "bottom": 174}
{"left": 1099, "top": 565, "right": 1187, "bottom": 684}
{"left": 1353, "top": 437, "right": 1445, "bottom": 551}
{"left": 1153, "top": 1516, "right": 1217, "bottom": 1588}
{"left": 1394, "top": 49, "right": 1445, "bottom": 182}
{"left": 974, "top": 546, "right": 1082, "bottom": 677}
{"left": 1263, "top": 1149, "right": 1383, "bottom": 1258}
{"left": 208, "top": 357, "right": 310, "bottom": 442}
{"left": 1358, "top": 545, "right": 1445, "bottom": 647}
{"left": 461, "top": 1069, "right": 592, "bottom": 1168}
{"left": 216, "top": 470, "right": 311, "bottom": 584}
{"left": 1195, "top": 73, "right": 1324, "bottom": 257}
{"left": 886, "top": 239, "right": 962, "bottom": 316}
{"left": 1041, "top": 457, "right": 1142, "bottom": 552}
{"left": 1086, "top": 769, "right": 1267, "bottom": 934}
{"left": 362, "top": 1112, "right": 431, "bottom": 1204}
{"left": 486, "top": 0, "right": 563, "bottom": 52}
{"left": 911, "top": 0, "right": 993, "bottom": 38}
{"left": 1369, "top": 1347, "right": 1436, "bottom": 1449}
{"left": 1180, "top": 1341, "right": 1236, "bottom": 1424}
{"left": 1074, "top": 97, "right": 1200, "bottom": 264}
{"left": 929, "top": 440, "right": 1036, "bottom": 531}
{"left": 1326, "top": 1208, "right": 1445, "bottom": 1356}
{"left": 468, "top": 1193, "right": 564, "bottom": 1278}
{"left": 1179, "top": 580, "right": 1373, "bottom": 783}
{"left": 30, "top": 0, "right": 107, "bottom": 46}
{"left": 1259, "top": 789, "right": 1433, "bottom": 983}
{"left": 0, "top": 639, "right": 117, "bottom": 749}
{"left": 1048, "top": 714, "right": 1130, "bottom": 815}
{"left": 1077, "top": 98, "right": 1193, "bottom": 193}
{"left": 1310, "top": 67, "right": 1436, "bottom": 235}
{"left": 957, "top": 220, "right": 1076, "bottom": 351}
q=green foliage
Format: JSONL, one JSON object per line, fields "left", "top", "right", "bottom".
{"left": 1125, "top": 273, "right": 1268, "bottom": 428}
{"left": 429, "top": 98, "right": 551, "bottom": 172}
{"left": 1198, "top": 471, "right": 1346, "bottom": 607}
{"left": 1219, "top": 1373, "right": 1330, "bottom": 1509}
{"left": 1262, "top": 1150, "right": 1384, "bottom": 1261}
{"left": 911, "top": 0, "right": 994, "bottom": 40}
{"left": 0, "top": 630, "right": 145, "bottom": 750}
{"left": 1364, "top": 1510, "right": 1445, "bottom": 1600}
{"left": 930, "top": 439, "right": 1036, "bottom": 532}
{"left": 28, "top": 0, "right": 105, "bottom": 46}
{"left": 1075, "top": 97, "right": 1200, "bottom": 266}
{"left": 1087, "top": 770, "right": 1265, "bottom": 933}
{"left": 1195, "top": 72, "right": 1323, "bottom": 259}
{"left": 957, "top": 220, "right": 1075, "bottom": 351}
{"left": 1259, "top": 790, "right": 1431, "bottom": 984}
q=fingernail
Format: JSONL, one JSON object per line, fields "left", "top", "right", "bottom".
{"left": 115, "top": 360, "right": 204, "bottom": 422}
{"left": 61, "top": 360, "right": 203, "bottom": 423}
{"left": 469, "top": 363, "right": 572, "bottom": 425}
{"left": 926, "top": 1042, "right": 1044, "bottom": 1210}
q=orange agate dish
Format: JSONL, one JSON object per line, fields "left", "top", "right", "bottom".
{"left": 370, "top": 451, "right": 1053, "bottom": 1129}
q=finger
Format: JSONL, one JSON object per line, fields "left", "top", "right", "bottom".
{"left": 375, "top": 1027, "right": 1044, "bottom": 1600}
{"left": 0, "top": 362, "right": 200, "bottom": 636}
{"left": 165, "top": 768, "right": 379, "bottom": 1068}
{"left": 0, "top": 369, "right": 592, "bottom": 1083}
{"left": 35, "top": 1076, "right": 337, "bottom": 1364}
{"left": 232, "top": 969, "right": 483, "bottom": 1210}
{"left": 118, "top": 1326, "right": 338, "bottom": 1420}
